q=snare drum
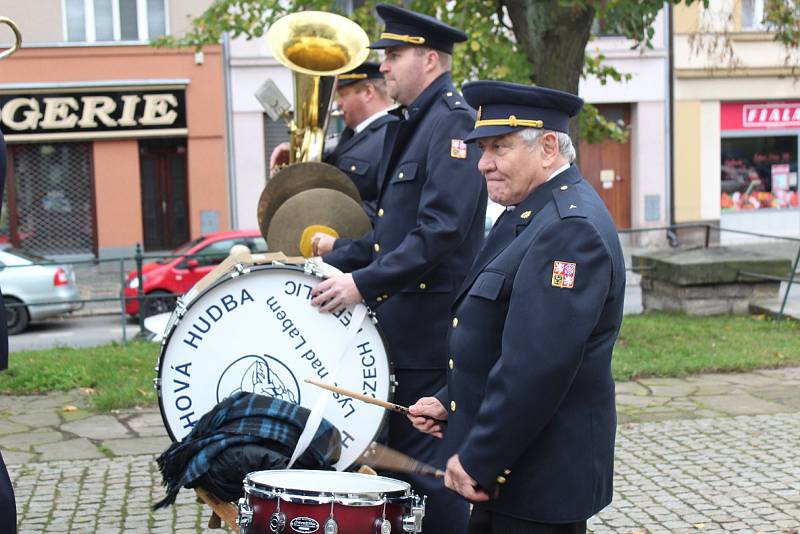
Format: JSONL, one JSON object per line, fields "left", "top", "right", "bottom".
{"left": 238, "top": 470, "right": 425, "bottom": 534}
{"left": 156, "top": 264, "right": 394, "bottom": 470}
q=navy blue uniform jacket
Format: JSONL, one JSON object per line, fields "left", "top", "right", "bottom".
{"left": 439, "top": 166, "right": 625, "bottom": 522}
{"left": 325, "top": 113, "right": 399, "bottom": 222}
{"left": 324, "top": 73, "right": 487, "bottom": 370}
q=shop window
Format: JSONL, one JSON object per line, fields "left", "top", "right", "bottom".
{"left": 721, "top": 135, "right": 798, "bottom": 211}
{"left": 6, "top": 143, "right": 96, "bottom": 255}
{"left": 64, "top": 0, "right": 168, "bottom": 43}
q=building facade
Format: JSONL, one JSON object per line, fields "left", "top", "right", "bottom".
{"left": 0, "top": 0, "right": 225, "bottom": 257}
{"left": 673, "top": 0, "right": 800, "bottom": 242}
{"left": 579, "top": 10, "right": 670, "bottom": 244}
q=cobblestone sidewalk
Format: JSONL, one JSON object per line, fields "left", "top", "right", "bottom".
{"left": 3, "top": 368, "right": 800, "bottom": 533}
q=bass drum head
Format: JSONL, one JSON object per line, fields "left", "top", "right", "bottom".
{"left": 157, "top": 265, "right": 393, "bottom": 470}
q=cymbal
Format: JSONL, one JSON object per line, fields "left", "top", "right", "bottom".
{"left": 266, "top": 188, "right": 371, "bottom": 256}
{"left": 258, "top": 161, "right": 361, "bottom": 239}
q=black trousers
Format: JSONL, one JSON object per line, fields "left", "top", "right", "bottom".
{"left": 0, "top": 450, "right": 16, "bottom": 534}
{"left": 469, "top": 505, "right": 586, "bottom": 534}
{"left": 383, "top": 369, "right": 470, "bottom": 534}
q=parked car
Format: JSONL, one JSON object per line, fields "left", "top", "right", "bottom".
{"left": 124, "top": 230, "right": 268, "bottom": 317}
{"left": 0, "top": 248, "right": 82, "bottom": 334}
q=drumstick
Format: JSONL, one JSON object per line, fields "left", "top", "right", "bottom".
{"left": 305, "top": 379, "right": 447, "bottom": 424}
{"left": 358, "top": 442, "right": 444, "bottom": 479}
{"left": 305, "top": 378, "right": 411, "bottom": 415}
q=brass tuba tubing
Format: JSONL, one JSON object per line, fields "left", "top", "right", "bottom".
{"left": 0, "top": 17, "right": 22, "bottom": 60}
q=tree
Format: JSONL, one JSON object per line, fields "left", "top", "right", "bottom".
{"left": 156, "top": 0, "right": 800, "bottom": 143}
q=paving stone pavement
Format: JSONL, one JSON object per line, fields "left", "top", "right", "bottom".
{"left": 2, "top": 367, "right": 800, "bottom": 533}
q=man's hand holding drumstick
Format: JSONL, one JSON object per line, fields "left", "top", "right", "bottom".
{"left": 407, "top": 397, "right": 447, "bottom": 439}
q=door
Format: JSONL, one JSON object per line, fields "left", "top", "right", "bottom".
{"left": 140, "top": 139, "right": 189, "bottom": 251}
{"left": 578, "top": 104, "right": 632, "bottom": 229}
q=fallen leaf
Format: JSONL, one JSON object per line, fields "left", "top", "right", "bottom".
{"left": 629, "top": 529, "right": 649, "bottom": 534}
{"left": 62, "top": 405, "right": 79, "bottom": 412}
{"left": 79, "top": 387, "right": 95, "bottom": 395}
{"left": 694, "top": 524, "right": 705, "bottom": 529}
{"left": 137, "top": 388, "right": 147, "bottom": 396}
{"left": 775, "top": 352, "right": 785, "bottom": 359}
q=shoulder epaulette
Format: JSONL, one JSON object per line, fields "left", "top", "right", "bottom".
{"left": 552, "top": 184, "right": 587, "bottom": 219}
{"left": 442, "top": 90, "right": 469, "bottom": 111}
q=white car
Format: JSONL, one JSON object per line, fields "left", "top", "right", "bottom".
{"left": 0, "top": 248, "right": 82, "bottom": 334}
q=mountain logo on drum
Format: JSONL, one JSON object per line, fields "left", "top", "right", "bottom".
{"left": 216, "top": 354, "right": 301, "bottom": 405}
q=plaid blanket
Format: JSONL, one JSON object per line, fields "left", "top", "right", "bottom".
{"left": 154, "top": 392, "right": 341, "bottom": 508}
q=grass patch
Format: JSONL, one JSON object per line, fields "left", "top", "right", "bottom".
{"left": 613, "top": 311, "right": 800, "bottom": 381}
{"left": 0, "top": 313, "right": 797, "bottom": 411}
{"left": 0, "top": 341, "right": 159, "bottom": 411}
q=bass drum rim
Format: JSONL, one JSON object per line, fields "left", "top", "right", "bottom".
{"left": 155, "top": 263, "right": 395, "bottom": 471}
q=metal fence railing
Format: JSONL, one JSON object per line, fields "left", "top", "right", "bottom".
{"left": 1, "top": 223, "right": 798, "bottom": 344}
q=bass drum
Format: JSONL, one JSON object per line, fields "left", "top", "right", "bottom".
{"left": 156, "top": 264, "right": 393, "bottom": 470}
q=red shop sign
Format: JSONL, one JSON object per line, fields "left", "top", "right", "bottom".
{"left": 721, "top": 101, "right": 800, "bottom": 131}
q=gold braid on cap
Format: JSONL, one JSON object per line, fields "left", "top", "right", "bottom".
{"left": 474, "top": 114, "right": 544, "bottom": 129}
{"left": 381, "top": 32, "right": 426, "bottom": 45}
{"left": 338, "top": 73, "right": 369, "bottom": 80}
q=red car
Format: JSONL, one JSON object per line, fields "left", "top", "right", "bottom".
{"left": 124, "top": 230, "right": 268, "bottom": 317}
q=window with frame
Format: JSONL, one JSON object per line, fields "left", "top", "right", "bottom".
{"left": 740, "top": 0, "right": 765, "bottom": 30}
{"left": 64, "top": 0, "right": 168, "bottom": 42}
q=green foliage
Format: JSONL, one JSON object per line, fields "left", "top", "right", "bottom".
{"left": 764, "top": 0, "right": 800, "bottom": 52}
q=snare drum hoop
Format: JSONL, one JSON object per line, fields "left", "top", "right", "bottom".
{"left": 244, "top": 469, "right": 411, "bottom": 507}
{"left": 156, "top": 263, "right": 395, "bottom": 471}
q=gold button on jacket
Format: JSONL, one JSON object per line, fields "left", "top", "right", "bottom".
{"left": 373, "top": 243, "right": 380, "bottom": 252}
{"left": 450, "top": 400, "right": 457, "bottom": 412}
{"left": 452, "top": 317, "right": 459, "bottom": 327}
{"left": 496, "top": 476, "right": 507, "bottom": 484}
{"left": 448, "top": 358, "right": 454, "bottom": 369}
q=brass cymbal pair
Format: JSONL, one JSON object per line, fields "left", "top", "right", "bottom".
{"left": 257, "top": 162, "right": 371, "bottom": 257}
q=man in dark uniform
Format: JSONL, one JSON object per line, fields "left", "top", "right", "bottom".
{"left": 0, "top": 132, "right": 17, "bottom": 533}
{"left": 270, "top": 62, "right": 397, "bottom": 223}
{"left": 310, "top": 5, "right": 487, "bottom": 532}
{"left": 409, "top": 81, "right": 626, "bottom": 534}
{"left": 325, "top": 61, "right": 398, "bottom": 222}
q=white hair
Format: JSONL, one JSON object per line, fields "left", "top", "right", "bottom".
{"left": 517, "top": 128, "right": 576, "bottom": 163}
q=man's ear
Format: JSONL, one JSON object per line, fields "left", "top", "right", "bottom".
{"left": 541, "top": 132, "right": 559, "bottom": 164}
{"left": 424, "top": 49, "right": 440, "bottom": 73}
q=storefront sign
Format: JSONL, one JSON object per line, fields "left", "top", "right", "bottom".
{"left": 721, "top": 101, "right": 800, "bottom": 131}
{"left": 0, "top": 88, "right": 187, "bottom": 141}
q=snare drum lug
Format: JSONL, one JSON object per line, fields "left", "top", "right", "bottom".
{"left": 324, "top": 517, "right": 338, "bottom": 534}
{"left": 237, "top": 498, "right": 253, "bottom": 529}
{"left": 269, "top": 511, "right": 287, "bottom": 533}
{"left": 374, "top": 518, "right": 391, "bottom": 534}
{"left": 402, "top": 495, "right": 426, "bottom": 533}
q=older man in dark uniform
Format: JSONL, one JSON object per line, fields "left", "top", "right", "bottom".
{"left": 310, "top": 4, "right": 487, "bottom": 533}
{"left": 325, "top": 62, "right": 398, "bottom": 222}
{"left": 409, "top": 81, "right": 626, "bottom": 534}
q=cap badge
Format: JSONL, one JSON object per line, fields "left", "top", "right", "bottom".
{"left": 520, "top": 210, "right": 532, "bottom": 219}
{"left": 551, "top": 260, "right": 576, "bottom": 289}
{"left": 450, "top": 139, "right": 467, "bottom": 159}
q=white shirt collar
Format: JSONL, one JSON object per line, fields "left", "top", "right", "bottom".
{"left": 354, "top": 106, "right": 394, "bottom": 134}
{"left": 545, "top": 162, "right": 571, "bottom": 182}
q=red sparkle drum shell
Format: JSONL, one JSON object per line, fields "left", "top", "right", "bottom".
{"left": 156, "top": 264, "right": 394, "bottom": 470}
{"left": 240, "top": 470, "right": 417, "bottom": 534}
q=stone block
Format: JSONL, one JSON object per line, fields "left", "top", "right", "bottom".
{"left": 632, "top": 247, "right": 791, "bottom": 285}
